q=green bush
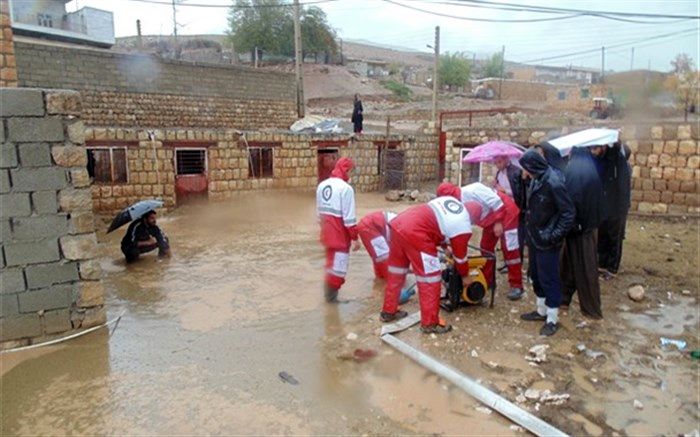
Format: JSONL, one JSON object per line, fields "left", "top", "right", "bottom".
{"left": 382, "top": 80, "right": 412, "bottom": 100}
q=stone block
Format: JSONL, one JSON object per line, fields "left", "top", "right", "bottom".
{"left": 81, "top": 306, "right": 106, "bottom": 328}
{"left": 58, "top": 188, "right": 92, "bottom": 212}
{"left": 680, "top": 181, "right": 696, "bottom": 193}
{"left": 0, "top": 314, "right": 41, "bottom": 341}
{"left": 678, "top": 125, "right": 692, "bottom": 140}
{"left": 660, "top": 191, "right": 674, "bottom": 203}
{"left": 688, "top": 156, "right": 700, "bottom": 170}
{"left": 24, "top": 261, "right": 79, "bottom": 289}
{"left": 78, "top": 259, "right": 102, "bottom": 280}
{"left": 647, "top": 154, "right": 658, "bottom": 166}
{"left": 631, "top": 166, "right": 640, "bottom": 178}
{"left": 679, "top": 140, "right": 697, "bottom": 155}
{"left": 45, "top": 90, "right": 81, "bottom": 115}
{"left": 643, "top": 191, "right": 660, "bottom": 202}
{"left": 637, "top": 202, "right": 653, "bottom": 213}
{"left": 0, "top": 88, "right": 44, "bottom": 116}
{"left": 687, "top": 194, "right": 699, "bottom": 207}
{"left": 11, "top": 215, "right": 68, "bottom": 240}
{"left": 650, "top": 167, "right": 663, "bottom": 179}
{"left": 663, "top": 141, "right": 678, "bottom": 154}
{"left": 663, "top": 167, "right": 676, "bottom": 180}
{"left": 0, "top": 169, "right": 9, "bottom": 193}
{"left": 1, "top": 294, "right": 19, "bottom": 317}
{"left": 0, "top": 192, "right": 31, "bottom": 218}
{"left": 652, "top": 141, "right": 664, "bottom": 154}
{"left": 631, "top": 191, "right": 643, "bottom": 201}
{"left": 636, "top": 154, "right": 647, "bottom": 165}
{"left": 677, "top": 168, "right": 694, "bottom": 181}
{"left": 4, "top": 239, "right": 60, "bottom": 266}
{"left": 77, "top": 280, "right": 104, "bottom": 307}
{"left": 673, "top": 192, "right": 686, "bottom": 204}
{"left": 0, "top": 143, "right": 17, "bottom": 168}
{"left": 659, "top": 154, "right": 671, "bottom": 167}
{"left": 66, "top": 120, "right": 85, "bottom": 144}
{"left": 668, "top": 204, "right": 687, "bottom": 214}
{"left": 69, "top": 168, "right": 90, "bottom": 188}
{"left": 641, "top": 179, "right": 654, "bottom": 191}
{"left": 43, "top": 309, "right": 72, "bottom": 334}
{"left": 10, "top": 167, "right": 67, "bottom": 191}
{"left": 60, "top": 234, "right": 97, "bottom": 260}
{"left": 0, "top": 219, "right": 10, "bottom": 243}
{"left": 652, "top": 203, "right": 668, "bottom": 214}
{"left": 18, "top": 143, "right": 51, "bottom": 167}
{"left": 654, "top": 180, "right": 667, "bottom": 191}
{"left": 637, "top": 142, "right": 652, "bottom": 154}
{"left": 18, "top": 284, "right": 73, "bottom": 313}
{"left": 51, "top": 145, "right": 87, "bottom": 168}
{"left": 7, "top": 117, "right": 64, "bottom": 142}
{"left": 0, "top": 267, "right": 25, "bottom": 294}
{"left": 668, "top": 180, "right": 681, "bottom": 191}
{"left": 32, "top": 191, "right": 58, "bottom": 214}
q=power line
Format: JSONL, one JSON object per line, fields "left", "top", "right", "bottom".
{"left": 123, "top": 0, "right": 339, "bottom": 7}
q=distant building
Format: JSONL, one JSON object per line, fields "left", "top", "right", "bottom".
{"left": 509, "top": 64, "right": 601, "bottom": 85}
{"left": 8, "top": 0, "right": 114, "bottom": 47}
{"left": 346, "top": 58, "right": 389, "bottom": 78}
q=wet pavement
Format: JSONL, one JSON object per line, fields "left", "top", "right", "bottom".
{"left": 1, "top": 192, "right": 698, "bottom": 435}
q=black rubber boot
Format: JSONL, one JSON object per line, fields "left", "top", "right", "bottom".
{"left": 540, "top": 322, "right": 559, "bottom": 336}
{"left": 520, "top": 310, "right": 546, "bottom": 321}
{"left": 380, "top": 310, "right": 408, "bottom": 323}
{"left": 324, "top": 284, "right": 339, "bottom": 303}
{"left": 420, "top": 324, "right": 453, "bottom": 334}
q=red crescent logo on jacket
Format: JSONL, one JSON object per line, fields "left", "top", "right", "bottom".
{"left": 322, "top": 185, "right": 332, "bottom": 201}
{"left": 444, "top": 199, "right": 464, "bottom": 214}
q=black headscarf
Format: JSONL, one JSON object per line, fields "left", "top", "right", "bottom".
{"left": 564, "top": 147, "right": 604, "bottom": 233}
{"left": 538, "top": 142, "right": 567, "bottom": 173}
{"left": 519, "top": 149, "right": 549, "bottom": 178}
{"left": 602, "top": 142, "right": 632, "bottom": 218}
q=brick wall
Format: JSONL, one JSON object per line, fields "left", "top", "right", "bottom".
{"left": 444, "top": 124, "right": 700, "bottom": 215}
{"left": 0, "top": 0, "right": 17, "bottom": 87}
{"left": 83, "top": 127, "right": 438, "bottom": 213}
{"left": 13, "top": 40, "right": 297, "bottom": 129}
{"left": 0, "top": 88, "right": 105, "bottom": 349}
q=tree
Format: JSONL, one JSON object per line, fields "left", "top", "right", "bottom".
{"left": 227, "top": 0, "right": 337, "bottom": 61}
{"left": 671, "top": 53, "right": 693, "bottom": 74}
{"left": 665, "top": 69, "right": 699, "bottom": 121}
{"left": 483, "top": 52, "right": 504, "bottom": 78}
{"left": 439, "top": 52, "right": 471, "bottom": 90}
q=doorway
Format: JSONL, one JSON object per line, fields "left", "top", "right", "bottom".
{"left": 459, "top": 147, "right": 482, "bottom": 186}
{"left": 174, "top": 148, "right": 208, "bottom": 203}
{"left": 383, "top": 149, "right": 405, "bottom": 190}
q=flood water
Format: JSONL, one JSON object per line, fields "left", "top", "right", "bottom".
{"left": 1, "top": 192, "right": 515, "bottom": 435}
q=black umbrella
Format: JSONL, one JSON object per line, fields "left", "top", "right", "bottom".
{"left": 107, "top": 199, "right": 164, "bottom": 233}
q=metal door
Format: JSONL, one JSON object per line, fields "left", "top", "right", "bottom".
{"left": 175, "top": 148, "right": 208, "bottom": 203}
{"left": 384, "top": 150, "right": 405, "bottom": 190}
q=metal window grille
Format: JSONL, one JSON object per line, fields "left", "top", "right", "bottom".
{"left": 86, "top": 147, "right": 128, "bottom": 184}
{"left": 176, "top": 149, "right": 207, "bottom": 175}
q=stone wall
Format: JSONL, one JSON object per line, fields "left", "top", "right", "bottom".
{"left": 444, "top": 123, "right": 700, "bottom": 215}
{"left": 0, "top": 0, "right": 17, "bottom": 88}
{"left": 13, "top": 39, "right": 297, "bottom": 129}
{"left": 83, "top": 127, "right": 438, "bottom": 213}
{"left": 0, "top": 88, "right": 105, "bottom": 348}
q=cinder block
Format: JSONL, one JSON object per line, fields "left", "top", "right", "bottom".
{"left": 18, "top": 143, "right": 52, "bottom": 167}
{"left": 10, "top": 167, "right": 67, "bottom": 192}
{"left": 4, "top": 239, "right": 61, "bottom": 266}
{"left": 1, "top": 294, "right": 19, "bottom": 317}
{"left": 0, "top": 267, "right": 26, "bottom": 294}
{"left": 7, "top": 117, "right": 64, "bottom": 143}
{"left": 31, "top": 191, "right": 58, "bottom": 214}
{"left": 18, "top": 283, "right": 73, "bottom": 313}
{"left": 25, "top": 261, "right": 78, "bottom": 289}
{"left": 0, "top": 143, "right": 17, "bottom": 168}
{"left": 0, "top": 169, "right": 9, "bottom": 193}
{"left": 42, "top": 308, "right": 72, "bottom": 334}
{"left": 0, "top": 193, "right": 31, "bottom": 218}
{"left": 11, "top": 215, "right": 69, "bottom": 240}
{"left": 0, "top": 220, "right": 10, "bottom": 243}
{"left": 0, "top": 88, "right": 45, "bottom": 117}
{"left": 0, "top": 314, "right": 42, "bottom": 341}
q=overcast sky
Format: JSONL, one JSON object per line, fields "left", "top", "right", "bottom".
{"left": 65, "top": 0, "right": 699, "bottom": 72}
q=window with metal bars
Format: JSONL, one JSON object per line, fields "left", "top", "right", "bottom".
{"left": 37, "top": 13, "right": 53, "bottom": 27}
{"left": 248, "top": 147, "right": 274, "bottom": 178}
{"left": 86, "top": 147, "right": 128, "bottom": 184}
{"left": 176, "top": 149, "right": 207, "bottom": 175}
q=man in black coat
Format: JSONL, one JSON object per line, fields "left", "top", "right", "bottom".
{"left": 519, "top": 149, "right": 575, "bottom": 336}
{"left": 121, "top": 210, "right": 171, "bottom": 263}
{"left": 561, "top": 147, "right": 605, "bottom": 319}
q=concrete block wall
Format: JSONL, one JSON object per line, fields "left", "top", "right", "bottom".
{"left": 0, "top": 88, "right": 105, "bottom": 349}
{"left": 0, "top": 0, "right": 17, "bottom": 87}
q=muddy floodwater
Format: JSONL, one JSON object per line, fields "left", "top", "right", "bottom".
{"left": 2, "top": 192, "right": 698, "bottom": 435}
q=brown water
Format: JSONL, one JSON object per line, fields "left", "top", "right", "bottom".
{"left": 1, "top": 192, "right": 698, "bottom": 435}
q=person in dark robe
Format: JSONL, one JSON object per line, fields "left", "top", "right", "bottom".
{"left": 537, "top": 142, "right": 567, "bottom": 174}
{"left": 121, "top": 210, "right": 171, "bottom": 263}
{"left": 351, "top": 94, "right": 363, "bottom": 134}
{"left": 598, "top": 142, "right": 632, "bottom": 279}
{"left": 561, "top": 147, "right": 605, "bottom": 319}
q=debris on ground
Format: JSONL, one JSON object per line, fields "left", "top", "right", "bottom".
{"left": 524, "top": 388, "right": 541, "bottom": 400}
{"left": 627, "top": 285, "right": 645, "bottom": 302}
{"left": 385, "top": 189, "right": 435, "bottom": 203}
{"left": 633, "top": 399, "right": 644, "bottom": 410}
{"left": 346, "top": 332, "right": 358, "bottom": 341}
{"left": 470, "top": 349, "right": 479, "bottom": 358}
{"left": 660, "top": 337, "right": 687, "bottom": 350}
{"left": 475, "top": 406, "right": 493, "bottom": 415}
{"left": 539, "top": 390, "right": 570, "bottom": 405}
{"left": 278, "top": 371, "right": 299, "bottom": 385}
{"left": 681, "top": 289, "right": 692, "bottom": 296}
{"left": 526, "top": 344, "right": 549, "bottom": 363}
{"left": 510, "top": 425, "right": 524, "bottom": 433}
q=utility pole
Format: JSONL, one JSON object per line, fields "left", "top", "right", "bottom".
{"left": 601, "top": 46, "right": 605, "bottom": 82}
{"left": 630, "top": 47, "right": 635, "bottom": 71}
{"left": 293, "top": 0, "right": 305, "bottom": 118}
{"left": 171, "top": 0, "right": 179, "bottom": 59}
{"left": 498, "top": 45, "right": 505, "bottom": 100}
{"left": 431, "top": 25, "right": 440, "bottom": 125}
{"left": 136, "top": 19, "right": 142, "bottom": 50}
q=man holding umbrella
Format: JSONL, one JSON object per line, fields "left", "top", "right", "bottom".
{"left": 107, "top": 199, "right": 171, "bottom": 263}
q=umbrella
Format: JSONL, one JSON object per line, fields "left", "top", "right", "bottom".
{"left": 548, "top": 128, "right": 619, "bottom": 157}
{"left": 107, "top": 199, "right": 164, "bottom": 233}
{"left": 462, "top": 141, "right": 524, "bottom": 163}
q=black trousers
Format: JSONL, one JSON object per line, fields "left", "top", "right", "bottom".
{"left": 598, "top": 213, "right": 627, "bottom": 274}
{"left": 122, "top": 237, "right": 170, "bottom": 263}
{"left": 562, "top": 230, "right": 602, "bottom": 319}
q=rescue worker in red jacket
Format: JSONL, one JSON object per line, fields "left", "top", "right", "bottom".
{"left": 441, "top": 182, "right": 524, "bottom": 301}
{"left": 357, "top": 211, "right": 397, "bottom": 280}
{"left": 316, "top": 157, "right": 360, "bottom": 303}
{"left": 381, "top": 182, "right": 472, "bottom": 334}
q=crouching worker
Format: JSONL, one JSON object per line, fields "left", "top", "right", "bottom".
{"left": 121, "top": 210, "right": 171, "bottom": 263}
{"left": 357, "top": 211, "right": 397, "bottom": 280}
{"left": 519, "top": 149, "right": 574, "bottom": 336}
{"left": 316, "top": 157, "right": 360, "bottom": 303}
{"left": 381, "top": 182, "right": 472, "bottom": 334}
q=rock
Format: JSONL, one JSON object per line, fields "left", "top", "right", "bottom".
{"left": 346, "top": 332, "right": 358, "bottom": 341}
{"left": 475, "top": 406, "right": 492, "bottom": 415}
{"left": 385, "top": 190, "right": 402, "bottom": 201}
{"left": 410, "top": 189, "right": 420, "bottom": 200}
{"left": 524, "top": 389, "right": 541, "bottom": 400}
{"left": 487, "top": 361, "right": 499, "bottom": 369}
{"left": 470, "top": 349, "right": 479, "bottom": 358}
{"left": 515, "top": 394, "right": 526, "bottom": 403}
{"left": 682, "top": 289, "right": 692, "bottom": 296}
{"left": 628, "top": 285, "right": 645, "bottom": 302}
{"left": 416, "top": 192, "right": 435, "bottom": 202}
{"left": 633, "top": 399, "right": 644, "bottom": 410}
{"left": 510, "top": 425, "right": 524, "bottom": 433}
{"left": 526, "top": 344, "right": 549, "bottom": 363}
{"left": 576, "top": 343, "right": 587, "bottom": 353}
{"left": 540, "top": 391, "right": 570, "bottom": 405}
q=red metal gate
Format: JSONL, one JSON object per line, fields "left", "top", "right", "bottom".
{"left": 175, "top": 148, "right": 208, "bottom": 203}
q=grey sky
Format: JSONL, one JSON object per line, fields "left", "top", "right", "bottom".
{"left": 67, "top": 0, "right": 699, "bottom": 72}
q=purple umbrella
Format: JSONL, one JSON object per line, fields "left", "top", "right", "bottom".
{"left": 462, "top": 141, "right": 524, "bottom": 163}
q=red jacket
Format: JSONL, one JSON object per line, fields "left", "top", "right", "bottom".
{"left": 358, "top": 211, "right": 396, "bottom": 239}
{"left": 316, "top": 158, "right": 358, "bottom": 249}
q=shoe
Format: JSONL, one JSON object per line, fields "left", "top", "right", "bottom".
{"left": 420, "top": 324, "right": 453, "bottom": 334}
{"left": 540, "top": 322, "right": 559, "bottom": 336}
{"left": 498, "top": 265, "right": 508, "bottom": 274}
{"left": 507, "top": 288, "right": 524, "bottom": 301}
{"left": 380, "top": 310, "right": 408, "bottom": 323}
{"left": 324, "top": 285, "right": 339, "bottom": 303}
{"left": 520, "top": 311, "right": 546, "bottom": 321}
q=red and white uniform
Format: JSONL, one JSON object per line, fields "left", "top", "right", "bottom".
{"left": 382, "top": 194, "right": 472, "bottom": 327}
{"left": 460, "top": 182, "right": 522, "bottom": 290}
{"left": 316, "top": 158, "right": 358, "bottom": 290}
{"left": 358, "top": 211, "right": 397, "bottom": 280}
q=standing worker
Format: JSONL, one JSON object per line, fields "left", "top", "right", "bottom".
{"left": 493, "top": 155, "right": 527, "bottom": 260}
{"left": 518, "top": 150, "right": 575, "bottom": 336}
{"left": 444, "top": 182, "right": 523, "bottom": 301}
{"left": 357, "top": 211, "right": 397, "bottom": 281}
{"left": 381, "top": 183, "right": 472, "bottom": 334}
{"left": 316, "top": 157, "right": 360, "bottom": 303}
{"left": 351, "top": 94, "right": 363, "bottom": 134}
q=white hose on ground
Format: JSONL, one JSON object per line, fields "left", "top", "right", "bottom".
{"left": 0, "top": 310, "right": 126, "bottom": 355}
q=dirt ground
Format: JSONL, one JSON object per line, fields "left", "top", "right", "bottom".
{"left": 1, "top": 192, "right": 698, "bottom": 435}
